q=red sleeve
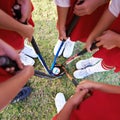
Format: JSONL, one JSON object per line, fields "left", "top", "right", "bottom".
{"left": 52, "top": 114, "right": 58, "bottom": 120}
{"left": 28, "top": 2, "right": 35, "bottom": 27}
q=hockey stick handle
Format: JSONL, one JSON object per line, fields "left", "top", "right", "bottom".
{"left": 31, "top": 36, "right": 41, "bottom": 55}
{"left": 62, "top": 66, "right": 79, "bottom": 86}
{"left": 66, "top": 0, "right": 84, "bottom": 37}
{"left": 31, "top": 37, "right": 51, "bottom": 73}
{"left": 13, "top": 5, "right": 51, "bottom": 74}
{"left": 0, "top": 56, "right": 19, "bottom": 71}
{"left": 51, "top": 0, "right": 84, "bottom": 70}
{"left": 66, "top": 41, "right": 98, "bottom": 64}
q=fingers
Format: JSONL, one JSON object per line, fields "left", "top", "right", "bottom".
{"left": 85, "top": 41, "right": 92, "bottom": 52}
{"left": 79, "top": 88, "right": 89, "bottom": 96}
{"left": 15, "top": 57, "right": 24, "bottom": 70}
{"left": 74, "top": 2, "right": 92, "bottom": 16}
{"left": 74, "top": 5, "right": 87, "bottom": 16}
{"left": 27, "top": 36, "right": 33, "bottom": 42}
{"left": 95, "top": 38, "right": 102, "bottom": 47}
{"left": 59, "top": 36, "right": 67, "bottom": 41}
{"left": 74, "top": 8, "right": 87, "bottom": 16}
{"left": 76, "top": 81, "right": 88, "bottom": 93}
{"left": 75, "top": 80, "right": 91, "bottom": 93}
{"left": 5, "top": 67, "right": 15, "bottom": 74}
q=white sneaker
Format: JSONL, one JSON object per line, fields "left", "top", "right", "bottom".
{"left": 76, "top": 57, "right": 101, "bottom": 70}
{"left": 63, "top": 38, "right": 75, "bottom": 58}
{"left": 21, "top": 44, "right": 37, "bottom": 58}
{"left": 55, "top": 92, "right": 66, "bottom": 113}
{"left": 73, "top": 68, "right": 94, "bottom": 79}
{"left": 74, "top": 60, "right": 110, "bottom": 79}
{"left": 54, "top": 39, "right": 67, "bottom": 56}
{"left": 19, "top": 53, "right": 35, "bottom": 66}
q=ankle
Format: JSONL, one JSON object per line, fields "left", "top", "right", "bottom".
{"left": 89, "top": 57, "right": 101, "bottom": 65}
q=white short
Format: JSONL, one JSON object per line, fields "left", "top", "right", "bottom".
{"left": 109, "top": 0, "right": 120, "bottom": 17}
{"left": 54, "top": 0, "right": 70, "bottom": 7}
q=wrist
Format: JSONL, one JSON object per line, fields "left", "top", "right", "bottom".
{"left": 67, "top": 98, "right": 76, "bottom": 109}
{"left": 93, "top": 0, "right": 109, "bottom": 7}
{"left": 17, "top": 23, "right": 27, "bottom": 37}
{"left": 115, "top": 34, "right": 120, "bottom": 48}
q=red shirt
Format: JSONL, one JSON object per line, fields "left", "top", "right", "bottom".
{"left": 0, "top": 0, "right": 34, "bottom": 50}
{"left": 53, "top": 90, "right": 120, "bottom": 120}
{"left": 66, "top": 0, "right": 120, "bottom": 72}
{"left": 0, "top": 0, "right": 34, "bottom": 82}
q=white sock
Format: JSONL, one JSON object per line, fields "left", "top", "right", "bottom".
{"left": 76, "top": 57, "right": 101, "bottom": 70}
{"left": 87, "top": 60, "right": 112, "bottom": 74}
{"left": 88, "top": 57, "right": 101, "bottom": 64}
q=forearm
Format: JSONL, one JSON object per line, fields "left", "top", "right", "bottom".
{"left": 56, "top": 100, "right": 74, "bottom": 120}
{"left": 114, "top": 33, "right": 120, "bottom": 48}
{"left": 0, "top": 9, "right": 26, "bottom": 35}
{"left": 95, "top": 82, "right": 120, "bottom": 94}
{"left": 57, "top": 6, "right": 69, "bottom": 31}
{"left": 0, "top": 66, "right": 33, "bottom": 110}
{"left": 88, "top": 9, "right": 116, "bottom": 40}
{"left": 0, "top": 39, "right": 15, "bottom": 55}
{"left": 92, "top": 0, "right": 110, "bottom": 7}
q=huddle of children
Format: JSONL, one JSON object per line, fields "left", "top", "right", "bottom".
{"left": 1, "top": 0, "right": 120, "bottom": 119}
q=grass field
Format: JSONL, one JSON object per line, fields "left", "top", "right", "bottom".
{"left": 0, "top": 0, "right": 120, "bottom": 120}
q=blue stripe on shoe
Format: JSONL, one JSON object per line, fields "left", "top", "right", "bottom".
{"left": 11, "top": 86, "right": 32, "bottom": 103}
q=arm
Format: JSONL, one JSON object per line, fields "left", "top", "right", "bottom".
{"left": 56, "top": 89, "right": 88, "bottom": 120}
{"left": 0, "top": 9, "right": 34, "bottom": 41}
{"left": 76, "top": 80, "right": 120, "bottom": 94}
{"left": 0, "top": 39, "right": 23, "bottom": 69}
{"left": 95, "top": 30, "right": 120, "bottom": 49}
{"left": 0, "top": 39, "right": 34, "bottom": 110}
{"left": 0, "top": 65, "right": 34, "bottom": 110}
{"left": 54, "top": 0, "right": 70, "bottom": 40}
{"left": 57, "top": 6, "right": 69, "bottom": 40}
{"left": 86, "top": 9, "right": 116, "bottom": 52}
{"left": 16, "top": 0, "right": 32, "bottom": 23}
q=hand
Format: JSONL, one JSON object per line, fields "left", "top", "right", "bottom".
{"left": 0, "top": 39, "right": 23, "bottom": 70}
{"left": 68, "top": 89, "right": 88, "bottom": 108}
{"left": 58, "top": 29, "right": 67, "bottom": 40}
{"left": 18, "top": 24, "right": 34, "bottom": 42}
{"left": 85, "top": 36, "right": 96, "bottom": 52}
{"left": 17, "top": 0, "right": 32, "bottom": 23}
{"left": 20, "top": 65, "right": 34, "bottom": 77}
{"left": 95, "top": 30, "right": 120, "bottom": 49}
{"left": 74, "top": 0, "right": 104, "bottom": 16}
{"left": 76, "top": 80, "right": 99, "bottom": 92}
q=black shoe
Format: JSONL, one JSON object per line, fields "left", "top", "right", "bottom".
{"left": 11, "top": 86, "right": 32, "bottom": 103}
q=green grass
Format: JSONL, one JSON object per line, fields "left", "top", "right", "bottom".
{"left": 1, "top": 0, "right": 120, "bottom": 119}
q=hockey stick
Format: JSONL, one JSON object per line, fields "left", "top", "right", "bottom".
{"left": 50, "top": 0, "right": 84, "bottom": 71}
{"left": 65, "top": 41, "right": 98, "bottom": 65}
{"left": 0, "top": 56, "right": 61, "bottom": 79}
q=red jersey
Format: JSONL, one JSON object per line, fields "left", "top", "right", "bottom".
{"left": 0, "top": 0, "right": 34, "bottom": 82}
{"left": 0, "top": 0, "right": 34, "bottom": 50}
{"left": 53, "top": 90, "right": 120, "bottom": 120}
{"left": 66, "top": 0, "right": 120, "bottom": 72}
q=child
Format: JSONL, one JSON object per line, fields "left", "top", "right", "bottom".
{"left": 0, "top": 0, "right": 35, "bottom": 66}
{"left": 54, "top": 0, "right": 109, "bottom": 58}
{"left": 0, "top": 0, "right": 35, "bottom": 103}
{"left": 74, "top": 0, "right": 120, "bottom": 79}
{"left": 0, "top": 39, "right": 34, "bottom": 110}
{"left": 52, "top": 80, "right": 120, "bottom": 120}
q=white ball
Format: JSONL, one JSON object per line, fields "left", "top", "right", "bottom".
{"left": 52, "top": 67, "right": 60, "bottom": 75}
